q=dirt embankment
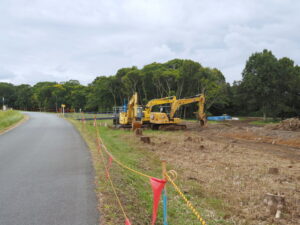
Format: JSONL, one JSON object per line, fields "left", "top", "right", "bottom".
{"left": 266, "top": 118, "right": 300, "bottom": 131}
{"left": 137, "top": 122, "right": 300, "bottom": 225}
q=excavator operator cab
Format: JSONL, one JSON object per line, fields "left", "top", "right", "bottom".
{"left": 136, "top": 106, "right": 143, "bottom": 121}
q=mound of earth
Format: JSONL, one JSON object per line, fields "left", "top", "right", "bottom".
{"left": 266, "top": 118, "right": 300, "bottom": 131}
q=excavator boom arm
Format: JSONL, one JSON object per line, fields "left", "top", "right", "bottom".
{"left": 127, "top": 92, "right": 138, "bottom": 121}
{"left": 145, "top": 96, "right": 176, "bottom": 109}
{"left": 170, "top": 94, "right": 205, "bottom": 120}
{"left": 142, "top": 96, "right": 177, "bottom": 123}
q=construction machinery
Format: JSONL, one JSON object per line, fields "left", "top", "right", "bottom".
{"left": 114, "top": 93, "right": 206, "bottom": 130}
{"left": 116, "top": 92, "right": 143, "bottom": 128}
{"left": 115, "top": 94, "right": 177, "bottom": 128}
{"left": 149, "top": 94, "right": 206, "bottom": 130}
{"left": 142, "top": 96, "right": 177, "bottom": 124}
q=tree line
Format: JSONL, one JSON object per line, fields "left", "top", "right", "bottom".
{"left": 1, "top": 50, "right": 299, "bottom": 119}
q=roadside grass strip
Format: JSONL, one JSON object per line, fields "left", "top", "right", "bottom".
{"left": 68, "top": 116, "right": 233, "bottom": 225}
{"left": 0, "top": 110, "right": 24, "bottom": 132}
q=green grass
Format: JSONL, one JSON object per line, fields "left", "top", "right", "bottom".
{"left": 0, "top": 110, "right": 24, "bottom": 131}
{"left": 69, "top": 119, "right": 233, "bottom": 225}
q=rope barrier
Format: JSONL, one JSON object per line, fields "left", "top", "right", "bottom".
{"left": 100, "top": 141, "right": 152, "bottom": 179}
{"left": 95, "top": 122, "right": 130, "bottom": 222}
{"left": 91, "top": 119, "right": 208, "bottom": 224}
{"left": 164, "top": 173, "right": 207, "bottom": 225}
{"left": 97, "top": 142, "right": 128, "bottom": 220}
{"left": 94, "top": 123, "right": 153, "bottom": 179}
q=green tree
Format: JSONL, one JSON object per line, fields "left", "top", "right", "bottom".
{"left": 241, "top": 49, "right": 278, "bottom": 119}
{"left": 121, "top": 67, "right": 141, "bottom": 97}
{"left": 14, "top": 84, "right": 35, "bottom": 110}
{"left": 33, "top": 82, "right": 57, "bottom": 111}
{"left": 0, "top": 82, "right": 16, "bottom": 108}
{"left": 86, "top": 76, "right": 114, "bottom": 112}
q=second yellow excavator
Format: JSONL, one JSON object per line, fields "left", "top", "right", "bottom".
{"left": 142, "top": 96, "right": 177, "bottom": 124}
{"left": 149, "top": 94, "right": 206, "bottom": 130}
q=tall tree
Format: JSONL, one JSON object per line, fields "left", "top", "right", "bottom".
{"left": 14, "top": 84, "right": 35, "bottom": 110}
{"left": 241, "top": 49, "right": 278, "bottom": 119}
{"left": 0, "top": 82, "right": 16, "bottom": 108}
{"left": 33, "top": 82, "right": 57, "bottom": 111}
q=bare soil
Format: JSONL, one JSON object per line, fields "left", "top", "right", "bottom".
{"left": 138, "top": 120, "right": 300, "bottom": 225}
{"left": 266, "top": 118, "right": 300, "bottom": 131}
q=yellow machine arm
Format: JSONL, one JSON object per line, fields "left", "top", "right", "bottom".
{"left": 119, "top": 92, "right": 139, "bottom": 125}
{"left": 143, "top": 96, "right": 177, "bottom": 122}
{"left": 145, "top": 96, "right": 176, "bottom": 112}
{"left": 127, "top": 92, "right": 138, "bottom": 121}
{"left": 170, "top": 94, "right": 206, "bottom": 124}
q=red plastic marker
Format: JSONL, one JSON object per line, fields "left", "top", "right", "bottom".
{"left": 125, "top": 218, "right": 132, "bottom": 225}
{"left": 150, "top": 177, "right": 167, "bottom": 225}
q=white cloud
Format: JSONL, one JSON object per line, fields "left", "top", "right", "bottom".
{"left": 0, "top": 0, "right": 299, "bottom": 85}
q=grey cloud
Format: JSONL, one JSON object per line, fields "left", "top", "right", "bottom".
{"left": 0, "top": 68, "right": 16, "bottom": 80}
{"left": 0, "top": 0, "right": 299, "bottom": 85}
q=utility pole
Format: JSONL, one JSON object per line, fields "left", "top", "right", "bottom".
{"left": 2, "top": 97, "right": 4, "bottom": 111}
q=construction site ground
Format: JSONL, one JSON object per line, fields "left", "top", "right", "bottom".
{"left": 134, "top": 118, "right": 300, "bottom": 224}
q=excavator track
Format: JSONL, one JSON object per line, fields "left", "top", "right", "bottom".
{"left": 157, "top": 124, "right": 187, "bottom": 131}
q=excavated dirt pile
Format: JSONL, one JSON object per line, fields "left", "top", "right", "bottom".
{"left": 266, "top": 118, "right": 300, "bottom": 131}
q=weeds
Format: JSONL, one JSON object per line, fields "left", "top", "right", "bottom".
{"left": 0, "top": 110, "right": 24, "bottom": 131}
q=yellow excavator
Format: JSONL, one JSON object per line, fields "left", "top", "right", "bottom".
{"left": 149, "top": 94, "right": 206, "bottom": 130}
{"left": 117, "top": 92, "right": 143, "bottom": 128}
{"left": 142, "top": 96, "right": 177, "bottom": 124}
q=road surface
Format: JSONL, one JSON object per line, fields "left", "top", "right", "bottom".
{"left": 0, "top": 112, "right": 98, "bottom": 225}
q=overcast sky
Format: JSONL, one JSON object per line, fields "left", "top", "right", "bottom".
{"left": 0, "top": 0, "right": 299, "bottom": 85}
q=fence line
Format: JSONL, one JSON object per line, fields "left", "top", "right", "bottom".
{"left": 95, "top": 120, "right": 131, "bottom": 223}
{"left": 82, "top": 114, "right": 208, "bottom": 224}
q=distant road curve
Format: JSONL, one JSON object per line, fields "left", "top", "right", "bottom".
{"left": 0, "top": 112, "right": 99, "bottom": 225}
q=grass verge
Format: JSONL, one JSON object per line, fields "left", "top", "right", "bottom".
{"left": 68, "top": 118, "right": 232, "bottom": 225}
{"left": 0, "top": 110, "right": 24, "bottom": 132}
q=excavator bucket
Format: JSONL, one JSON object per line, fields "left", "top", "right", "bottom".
{"left": 199, "top": 118, "right": 207, "bottom": 127}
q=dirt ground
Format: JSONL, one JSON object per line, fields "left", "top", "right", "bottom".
{"left": 139, "top": 119, "right": 300, "bottom": 225}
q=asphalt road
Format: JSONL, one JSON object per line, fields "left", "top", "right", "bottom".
{"left": 0, "top": 112, "right": 98, "bottom": 225}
